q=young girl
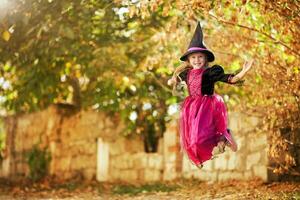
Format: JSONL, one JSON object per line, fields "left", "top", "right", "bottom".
{"left": 168, "top": 22, "right": 253, "bottom": 168}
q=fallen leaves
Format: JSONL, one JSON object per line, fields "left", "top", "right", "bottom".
{"left": 0, "top": 178, "right": 299, "bottom": 200}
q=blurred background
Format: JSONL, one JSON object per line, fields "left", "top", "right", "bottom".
{"left": 0, "top": 0, "right": 299, "bottom": 195}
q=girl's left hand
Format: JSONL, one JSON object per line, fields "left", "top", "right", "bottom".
{"left": 242, "top": 59, "right": 254, "bottom": 73}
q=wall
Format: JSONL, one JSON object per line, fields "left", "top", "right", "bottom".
{"left": 182, "top": 112, "right": 268, "bottom": 182}
{"left": 0, "top": 105, "right": 268, "bottom": 182}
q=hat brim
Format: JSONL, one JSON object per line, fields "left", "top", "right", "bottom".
{"left": 180, "top": 49, "right": 215, "bottom": 62}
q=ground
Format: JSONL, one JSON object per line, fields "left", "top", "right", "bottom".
{"left": 0, "top": 178, "right": 299, "bottom": 200}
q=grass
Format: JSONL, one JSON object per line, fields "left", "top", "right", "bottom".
{"left": 285, "top": 191, "right": 300, "bottom": 200}
{"left": 53, "top": 182, "right": 80, "bottom": 191}
{"left": 112, "top": 182, "right": 179, "bottom": 196}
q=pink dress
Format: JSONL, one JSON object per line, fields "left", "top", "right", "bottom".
{"left": 179, "top": 67, "right": 235, "bottom": 166}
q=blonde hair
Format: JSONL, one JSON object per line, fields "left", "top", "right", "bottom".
{"left": 170, "top": 62, "right": 192, "bottom": 96}
{"left": 170, "top": 53, "right": 209, "bottom": 96}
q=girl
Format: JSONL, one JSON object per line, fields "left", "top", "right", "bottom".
{"left": 168, "top": 22, "right": 253, "bottom": 168}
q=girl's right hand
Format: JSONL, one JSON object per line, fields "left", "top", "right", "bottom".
{"left": 167, "top": 77, "right": 176, "bottom": 86}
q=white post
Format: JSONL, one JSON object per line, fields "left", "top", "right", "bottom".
{"left": 96, "top": 138, "right": 109, "bottom": 182}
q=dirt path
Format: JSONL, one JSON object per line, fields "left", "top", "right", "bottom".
{"left": 0, "top": 179, "right": 299, "bottom": 200}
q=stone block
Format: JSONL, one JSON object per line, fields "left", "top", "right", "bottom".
{"left": 124, "top": 139, "right": 144, "bottom": 153}
{"left": 240, "top": 115, "right": 261, "bottom": 133}
{"left": 248, "top": 134, "right": 267, "bottom": 153}
{"left": 71, "top": 155, "right": 96, "bottom": 170}
{"left": 182, "top": 171, "right": 193, "bottom": 179}
{"left": 164, "top": 127, "right": 178, "bottom": 150}
{"left": 110, "top": 169, "right": 121, "bottom": 181}
{"left": 235, "top": 154, "right": 247, "bottom": 171}
{"left": 228, "top": 112, "right": 241, "bottom": 132}
{"left": 165, "top": 153, "right": 176, "bottom": 163}
{"left": 67, "top": 140, "right": 97, "bottom": 156}
{"left": 109, "top": 138, "right": 126, "bottom": 156}
{"left": 83, "top": 168, "right": 96, "bottom": 181}
{"left": 144, "top": 169, "right": 162, "bottom": 182}
{"left": 119, "top": 169, "right": 138, "bottom": 182}
{"left": 227, "top": 153, "right": 237, "bottom": 170}
{"left": 56, "top": 156, "right": 71, "bottom": 171}
{"left": 148, "top": 153, "right": 163, "bottom": 170}
{"left": 194, "top": 171, "right": 218, "bottom": 182}
{"left": 260, "top": 147, "right": 268, "bottom": 165}
{"left": 46, "top": 118, "right": 56, "bottom": 136}
{"left": 121, "top": 153, "right": 134, "bottom": 169}
{"left": 218, "top": 172, "right": 244, "bottom": 182}
{"left": 235, "top": 136, "right": 246, "bottom": 152}
{"left": 214, "top": 157, "right": 228, "bottom": 171}
{"left": 157, "top": 138, "right": 164, "bottom": 155}
{"left": 244, "top": 170, "right": 253, "bottom": 179}
{"left": 246, "top": 152, "right": 261, "bottom": 170}
{"left": 202, "top": 159, "right": 213, "bottom": 171}
{"left": 253, "top": 165, "right": 267, "bottom": 181}
{"left": 182, "top": 155, "right": 192, "bottom": 173}
{"left": 104, "top": 117, "right": 114, "bottom": 128}
{"left": 133, "top": 153, "right": 148, "bottom": 169}
{"left": 248, "top": 116, "right": 260, "bottom": 128}
{"left": 163, "top": 163, "right": 178, "bottom": 181}
{"left": 49, "top": 142, "right": 61, "bottom": 158}
{"left": 16, "top": 163, "right": 26, "bottom": 175}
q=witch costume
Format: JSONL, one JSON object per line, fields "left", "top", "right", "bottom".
{"left": 178, "top": 22, "right": 237, "bottom": 167}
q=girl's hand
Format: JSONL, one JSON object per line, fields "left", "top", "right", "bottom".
{"left": 242, "top": 59, "right": 254, "bottom": 73}
{"left": 167, "top": 77, "right": 176, "bottom": 86}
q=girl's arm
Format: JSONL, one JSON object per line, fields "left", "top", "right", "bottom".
{"left": 230, "top": 60, "right": 254, "bottom": 83}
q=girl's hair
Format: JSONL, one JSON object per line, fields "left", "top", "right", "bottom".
{"left": 170, "top": 62, "right": 192, "bottom": 96}
{"left": 171, "top": 53, "right": 209, "bottom": 96}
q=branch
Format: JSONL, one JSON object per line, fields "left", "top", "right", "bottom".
{"left": 67, "top": 76, "right": 81, "bottom": 109}
{"left": 267, "top": 166, "right": 300, "bottom": 176}
{"left": 208, "top": 13, "right": 300, "bottom": 58}
{"left": 144, "top": 71, "right": 173, "bottom": 93}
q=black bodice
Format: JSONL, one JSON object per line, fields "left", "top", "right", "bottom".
{"left": 178, "top": 65, "right": 234, "bottom": 95}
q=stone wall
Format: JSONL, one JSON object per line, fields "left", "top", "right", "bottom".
{"left": 0, "top": 105, "right": 269, "bottom": 182}
{"left": 182, "top": 112, "right": 268, "bottom": 182}
{"left": 1, "top": 105, "right": 135, "bottom": 181}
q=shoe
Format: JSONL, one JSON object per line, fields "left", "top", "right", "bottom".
{"left": 226, "top": 129, "right": 238, "bottom": 152}
{"left": 196, "top": 163, "right": 203, "bottom": 169}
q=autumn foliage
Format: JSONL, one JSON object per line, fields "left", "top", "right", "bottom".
{"left": 0, "top": 0, "right": 299, "bottom": 177}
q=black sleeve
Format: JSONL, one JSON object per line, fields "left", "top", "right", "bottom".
{"left": 178, "top": 70, "right": 188, "bottom": 82}
{"left": 209, "top": 65, "right": 234, "bottom": 83}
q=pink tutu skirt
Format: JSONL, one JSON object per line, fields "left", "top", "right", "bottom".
{"left": 179, "top": 94, "right": 235, "bottom": 165}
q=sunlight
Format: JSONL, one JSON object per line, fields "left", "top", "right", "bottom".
{"left": 0, "top": 0, "right": 9, "bottom": 8}
{"left": 0, "top": 0, "right": 13, "bottom": 19}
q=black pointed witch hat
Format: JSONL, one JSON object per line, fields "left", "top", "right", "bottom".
{"left": 180, "top": 22, "right": 215, "bottom": 62}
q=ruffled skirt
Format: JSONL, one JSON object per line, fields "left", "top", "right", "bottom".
{"left": 179, "top": 94, "right": 235, "bottom": 165}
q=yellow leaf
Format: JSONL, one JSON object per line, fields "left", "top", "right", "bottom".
{"left": 2, "top": 31, "right": 10, "bottom": 41}
{"left": 65, "top": 62, "right": 72, "bottom": 68}
{"left": 293, "top": 67, "right": 299, "bottom": 74}
{"left": 75, "top": 70, "right": 81, "bottom": 78}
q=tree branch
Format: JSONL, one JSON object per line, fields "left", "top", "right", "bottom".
{"left": 208, "top": 13, "right": 300, "bottom": 58}
{"left": 144, "top": 71, "right": 173, "bottom": 93}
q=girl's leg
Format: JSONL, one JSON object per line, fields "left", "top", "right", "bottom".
{"left": 213, "top": 95, "right": 238, "bottom": 152}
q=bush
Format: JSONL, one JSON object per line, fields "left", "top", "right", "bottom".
{"left": 26, "top": 145, "right": 51, "bottom": 181}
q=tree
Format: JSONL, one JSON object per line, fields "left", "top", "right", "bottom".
{"left": 127, "top": 0, "right": 300, "bottom": 176}
{"left": 1, "top": 0, "right": 300, "bottom": 170}
{"left": 0, "top": 0, "right": 172, "bottom": 152}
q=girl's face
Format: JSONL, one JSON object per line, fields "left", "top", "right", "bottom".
{"left": 188, "top": 52, "right": 207, "bottom": 69}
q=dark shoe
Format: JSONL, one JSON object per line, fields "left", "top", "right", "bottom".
{"left": 196, "top": 163, "right": 203, "bottom": 169}
{"left": 226, "top": 129, "right": 238, "bottom": 152}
